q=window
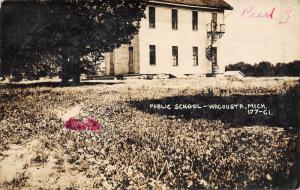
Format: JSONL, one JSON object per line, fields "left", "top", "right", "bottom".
{"left": 149, "top": 45, "right": 156, "bottom": 65}
{"left": 212, "top": 13, "right": 217, "bottom": 31}
{"left": 172, "top": 9, "right": 178, "bottom": 30}
{"left": 149, "top": 7, "right": 155, "bottom": 28}
{"left": 172, "top": 46, "right": 178, "bottom": 66}
{"left": 192, "top": 11, "right": 198, "bottom": 31}
{"left": 212, "top": 13, "right": 217, "bottom": 24}
{"left": 193, "top": 47, "right": 198, "bottom": 66}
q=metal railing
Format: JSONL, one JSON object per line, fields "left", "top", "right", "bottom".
{"left": 206, "top": 23, "right": 225, "bottom": 33}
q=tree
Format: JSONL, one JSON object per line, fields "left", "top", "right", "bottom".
{"left": 287, "top": 61, "right": 300, "bottom": 76}
{"left": 274, "top": 63, "right": 288, "bottom": 76}
{"left": 256, "top": 62, "right": 274, "bottom": 76}
{"left": 225, "top": 62, "right": 256, "bottom": 76}
{"left": 226, "top": 61, "right": 300, "bottom": 77}
{"left": 1, "top": 0, "right": 147, "bottom": 83}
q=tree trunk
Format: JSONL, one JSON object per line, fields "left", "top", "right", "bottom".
{"left": 60, "top": 53, "right": 81, "bottom": 85}
{"left": 0, "top": 58, "right": 2, "bottom": 80}
{"left": 61, "top": 75, "right": 69, "bottom": 84}
{"left": 71, "top": 56, "right": 81, "bottom": 85}
{"left": 72, "top": 72, "right": 80, "bottom": 84}
{"left": 60, "top": 57, "right": 70, "bottom": 84}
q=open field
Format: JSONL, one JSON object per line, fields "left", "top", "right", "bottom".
{"left": 0, "top": 77, "right": 299, "bottom": 189}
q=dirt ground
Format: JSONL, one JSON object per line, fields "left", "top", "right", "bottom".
{"left": 0, "top": 77, "right": 299, "bottom": 189}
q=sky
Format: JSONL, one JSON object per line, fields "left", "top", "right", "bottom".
{"left": 219, "top": 0, "right": 300, "bottom": 66}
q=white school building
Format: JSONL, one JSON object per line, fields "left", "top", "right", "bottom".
{"left": 104, "top": 0, "right": 233, "bottom": 76}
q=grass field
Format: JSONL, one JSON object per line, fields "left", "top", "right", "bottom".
{"left": 0, "top": 77, "right": 299, "bottom": 189}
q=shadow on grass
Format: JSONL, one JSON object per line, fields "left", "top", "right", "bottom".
{"left": 130, "top": 81, "right": 300, "bottom": 189}
{"left": 0, "top": 81, "right": 124, "bottom": 89}
{"left": 131, "top": 82, "right": 300, "bottom": 129}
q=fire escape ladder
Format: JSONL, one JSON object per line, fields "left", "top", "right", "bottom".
{"left": 206, "top": 23, "right": 225, "bottom": 76}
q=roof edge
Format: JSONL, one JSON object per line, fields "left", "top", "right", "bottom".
{"left": 149, "top": 0, "right": 233, "bottom": 10}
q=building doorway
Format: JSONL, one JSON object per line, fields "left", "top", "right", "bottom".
{"left": 128, "top": 47, "right": 134, "bottom": 73}
{"left": 109, "top": 52, "right": 114, "bottom": 75}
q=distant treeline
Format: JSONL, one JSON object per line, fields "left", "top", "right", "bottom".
{"left": 225, "top": 61, "right": 300, "bottom": 77}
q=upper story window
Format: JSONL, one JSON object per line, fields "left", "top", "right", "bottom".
{"left": 172, "top": 46, "right": 178, "bottom": 66}
{"left": 212, "top": 13, "right": 218, "bottom": 24}
{"left": 212, "top": 13, "right": 217, "bottom": 31}
{"left": 193, "top": 47, "right": 199, "bottom": 66}
{"left": 172, "top": 9, "right": 178, "bottom": 30}
{"left": 149, "top": 45, "right": 156, "bottom": 65}
{"left": 192, "top": 11, "right": 198, "bottom": 31}
{"left": 149, "top": 7, "right": 156, "bottom": 28}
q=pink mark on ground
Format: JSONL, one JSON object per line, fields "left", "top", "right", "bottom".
{"left": 64, "top": 117, "right": 101, "bottom": 131}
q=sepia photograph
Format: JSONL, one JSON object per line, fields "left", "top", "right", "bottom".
{"left": 0, "top": 0, "right": 299, "bottom": 189}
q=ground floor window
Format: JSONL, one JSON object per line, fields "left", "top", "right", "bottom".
{"left": 193, "top": 46, "right": 198, "bottom": 66}
{"left": 148, "top": 45, "right": 201, "bottom": 67}
{"left": 149, "top": 45, "right": 156, "bottom": 65}
{"left": 172, "top": 46, "right": 178, "bottom": 66}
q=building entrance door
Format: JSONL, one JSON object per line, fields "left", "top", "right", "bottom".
{"left": 109, "top": 52, "right": 115, "bottom": 75}
{"left": 128, "top": 47, "right": 134, "bottom": 73}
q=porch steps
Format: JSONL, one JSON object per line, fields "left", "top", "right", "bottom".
{"left": 89, "top": 74, "right": 142, "bottom": 80}
{"left": 170, "top": 73, "right": 188, "bottom": 79}
{"left": 89, "top": 76, "right": 115, "bottom": 80}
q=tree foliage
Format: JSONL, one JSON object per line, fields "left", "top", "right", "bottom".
{"left": 226, "top": 61, "right": 300, "bottom": 77}
{"left": 1, "top": 0, "right": 147, "bottom": 82}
